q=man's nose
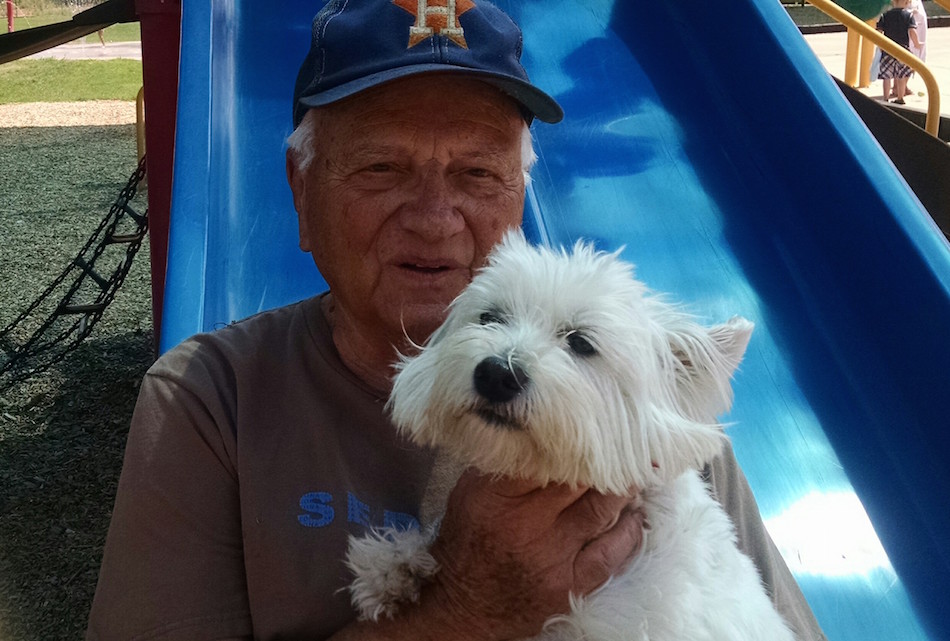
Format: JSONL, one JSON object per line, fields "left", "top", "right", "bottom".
{"left": 399, "top": 164, "right": 465, "bottom": 240}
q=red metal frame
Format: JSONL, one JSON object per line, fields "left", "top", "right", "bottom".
{"left": 135, "top": 0, "right": 180, "bottom": 349}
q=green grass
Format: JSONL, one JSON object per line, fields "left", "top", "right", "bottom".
{"left": 0, "top": 59, "right": 142, "bottom": 103}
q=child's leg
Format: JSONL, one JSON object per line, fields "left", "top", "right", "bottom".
{"left": 894, "top": 76, "right": 908, "bottom": 102}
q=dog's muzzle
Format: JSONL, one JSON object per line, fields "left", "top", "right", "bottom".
{"left": 473, "top": 356, "right": 529, "bottom": 404}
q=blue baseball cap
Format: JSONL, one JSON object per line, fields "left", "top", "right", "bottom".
{"left": 292, "top": 0, "right": 563, "bottom": 128}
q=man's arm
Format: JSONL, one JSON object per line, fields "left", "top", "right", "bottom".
{"left": 86, "top": 367, "right": 253, "bottom": 641}
{"left": 330, "top": 470, "right": 646, "bottom": 641}
{"left": 706, "top": 445, "right": 828, "bottom": 641}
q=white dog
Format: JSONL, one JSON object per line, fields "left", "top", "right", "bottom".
{"left": 346, "top": 231, "right": 795, "bottom": 641}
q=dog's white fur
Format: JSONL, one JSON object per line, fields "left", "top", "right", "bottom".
{"left": 346, "top": 231, "right": 795, "bottom": 640}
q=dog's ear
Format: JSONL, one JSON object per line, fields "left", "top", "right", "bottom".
{"left": 639, "top": 317, "right": 752, "bottom": 480}
{"left": 668, "top": 316, "right": 754, "bottom": 421}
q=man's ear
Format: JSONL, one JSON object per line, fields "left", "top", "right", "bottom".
{"left": 669, "top": 316, "right": 754, "bottom": 421}
{"left": 286, "top": 150, "right": 313, "bottom": 252}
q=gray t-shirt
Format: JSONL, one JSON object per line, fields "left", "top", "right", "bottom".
{"left": 87, "top": 295, "right": 825, "bottom": 641}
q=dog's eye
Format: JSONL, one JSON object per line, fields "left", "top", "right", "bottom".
{"left": 479, "top": 310, "right": 505, "bottom": 325}
{"left": 566, "top": 331, "right": 596, "bottom": 356}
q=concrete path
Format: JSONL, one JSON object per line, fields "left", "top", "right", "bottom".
{"left": 24, "top": 40, "right": 142, "bottom": 61}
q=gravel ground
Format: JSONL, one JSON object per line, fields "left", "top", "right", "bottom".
{"left": 0, "top": 100, "right": 153, "bottom": 641}
{"left": 0, "top": 101, "right": 137, "bottom": 128}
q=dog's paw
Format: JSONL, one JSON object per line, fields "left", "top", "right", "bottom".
{"left": 345, "top": 527, "right": 439, "bottom": 621}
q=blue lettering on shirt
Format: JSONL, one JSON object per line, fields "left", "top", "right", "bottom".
{"left": 297, "top": 491, "right": 419, "bottom": 531}
{"left": 347, "top": 492, "right": 372, "bottom": 528}
{"left": 297, "top": 492, "right": 334, "bottom": 528}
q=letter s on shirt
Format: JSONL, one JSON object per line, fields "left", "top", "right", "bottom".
{"left": 298, "top": 492, "right": 334, "bottom": 528}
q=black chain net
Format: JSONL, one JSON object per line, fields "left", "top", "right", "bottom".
{"left": 0, "top": 155, "right": 149, "bottom": 392}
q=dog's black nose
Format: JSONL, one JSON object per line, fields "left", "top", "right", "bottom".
{"left": 473, "top": 356, "right": 529, "bottom": 404}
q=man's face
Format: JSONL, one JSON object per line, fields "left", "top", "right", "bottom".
{"left": 288, "top": 75, "right": 526, "bottom": 350}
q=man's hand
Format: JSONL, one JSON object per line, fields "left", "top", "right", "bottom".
{"left": 423, "top": 469, "right": 646, "bottom": 640}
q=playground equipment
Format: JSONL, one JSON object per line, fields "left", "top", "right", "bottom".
{"left": 831, "top": 0, "right": 891, "bottom": 19}
{"left": 162, "top": 3, "right": 950, "bottom": 640}
{"left": 0, "top": 0, "right": 136, "bottom": 61}
{"left": 2, "top": 1, "right": 949, "bottom": 639}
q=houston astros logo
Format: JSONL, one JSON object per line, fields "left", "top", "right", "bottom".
{"left": 393, "top": 0, "right": 476, "bottom": 48}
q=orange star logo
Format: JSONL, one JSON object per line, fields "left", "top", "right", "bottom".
{"left": 392, "top": 0, "right": 476, "bottom": 49}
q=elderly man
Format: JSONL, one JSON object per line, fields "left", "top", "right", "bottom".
{"left": 87, "top": 1, "right": 825, "bottom": 640}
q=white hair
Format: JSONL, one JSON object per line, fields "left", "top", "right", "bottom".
{"left": 287, "top": 107, "right": 538, "bottom": 185}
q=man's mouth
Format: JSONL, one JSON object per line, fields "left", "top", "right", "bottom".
{"left": 401, "top": 263, "right": 452, "bottom": 274}
{"left": 394, "top": 256, "right": 467, "bottom": 279}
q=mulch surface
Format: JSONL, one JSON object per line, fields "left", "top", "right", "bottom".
{"left": 0, "top": 109, "right": 154, "bottom": 640}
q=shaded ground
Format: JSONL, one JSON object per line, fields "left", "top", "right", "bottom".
{"left": 0, "top": 122, "right": 152, "bottom": 640}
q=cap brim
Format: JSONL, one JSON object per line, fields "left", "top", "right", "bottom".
{"left": 296, "top": 64, "right": 563, "bottom": 125}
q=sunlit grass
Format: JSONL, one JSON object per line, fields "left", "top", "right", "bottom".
{"left": 0, "top": 59, "right": 142, "bottom": 103}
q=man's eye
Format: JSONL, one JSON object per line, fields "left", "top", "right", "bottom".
{"left": 479, "top": 310, "right": 504, "bottom": 325}
{"left": 366, "top": 163, "right": 394, "bottom": 173}
{"left": 566, "top": 331, "right": 596, "bottom": 356}
{"left": 466, "top": 167, "right": 492, "bottom": 178}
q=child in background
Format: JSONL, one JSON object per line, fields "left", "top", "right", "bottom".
{"left": 876, "top": 0, "right": 922, "bottom": 104}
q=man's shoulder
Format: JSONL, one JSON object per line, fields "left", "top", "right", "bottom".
{"left": 149, "top": 295, "right": 327, "bottom": 385}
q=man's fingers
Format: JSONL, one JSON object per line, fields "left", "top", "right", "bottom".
{"left": 572, "top": 504, "right": 647, "bottom": 595}
{"left": 558, "top": 489, "right": 635, "bottom": 539}
{"left": 458, "top": 469, "right": 587, "bottom": 514}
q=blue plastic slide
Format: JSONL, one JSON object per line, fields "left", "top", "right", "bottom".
{"left": 163, "top": 1, "right": 950, "bottom": 639}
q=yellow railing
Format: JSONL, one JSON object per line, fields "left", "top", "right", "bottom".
{"left": 806, "top": 0, "right": 940, "bottom": 137}
{"left": 843, "top": 18, "right": 877, "bottom": 88}
{"left": 136, "top": 86, "right": 146, "bottom": 162}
